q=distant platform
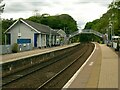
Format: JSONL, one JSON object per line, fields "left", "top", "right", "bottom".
{"left": 0, "top": 43, "right": 80, "bottom": 64}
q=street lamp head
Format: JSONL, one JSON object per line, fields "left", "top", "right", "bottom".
{"left": 0, "top": 3, "right": 5, "bottom": 13}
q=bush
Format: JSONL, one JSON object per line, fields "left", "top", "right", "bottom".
{"left": 12, "top": 43, "right": 18, "bottom": 53}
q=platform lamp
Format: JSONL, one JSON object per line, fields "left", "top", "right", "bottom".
{"left": 0, "top": 0, "right": 5, "bottom": 13}
{"left": 108, "top": 18, "right": 113, "bottom": 44}
{"left": 49, "top": 29, "right": 52, "bottom": 47}
{"left": 0, "top": 2, "right": 5, "bottom": 19}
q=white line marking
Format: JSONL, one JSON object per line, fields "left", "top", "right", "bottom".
{"left": 89, "top": 62, "right": 94, "bottom": 66}
{"left": 62, "top": 43, "right": 97, "bottom": 89}
{"left": 15, "top": 75, "right": 23, "bottom": 77}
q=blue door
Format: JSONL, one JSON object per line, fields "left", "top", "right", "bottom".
{"left": 46, "top": 35, "right": 49, "bottom": 47}
{"left": 34, "top": 34, "right": 38, "bottom": 47}
{"left": 7, "top": 33, "right": 11, "bottom": 44}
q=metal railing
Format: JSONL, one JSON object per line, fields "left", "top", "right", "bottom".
{"left": 69, "top": 29, "right": 103, "bottom": 39}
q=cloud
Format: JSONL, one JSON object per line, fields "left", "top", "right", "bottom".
{"left": 2, "top": 0, "right": 113, "bottom": 29}
{"left": 3, "top": 0, "right": 59, "bottom": 13}
{"left": 29, "top": 2, "right": 50, "bottom": 7}
{"left": 74, "top": 0, "right": 112, "bottom": 3}
{"left": 4, "top": 3, "right": 28, "bottom": 13}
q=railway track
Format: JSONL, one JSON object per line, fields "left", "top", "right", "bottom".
{"left": 36, "top": 43, "right": 93, "bottom": 89}
{"left": 2, "top": 43, "right": 94, "bottom": 89}
{"left": 2, "top": 44, "right": 84, "bottom": 88}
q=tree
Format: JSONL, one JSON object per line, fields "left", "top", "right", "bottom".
{"left": 28, "top": 14, "right": 78, "bottom": 34}
{"left": 0, "top": 0, "right": 5, "bottom": 45}
{"left": 2, "top": 19, "right": 15, "bottom": 44}
{"left": 84, "top": 1, "right": 120, "bottom": 36}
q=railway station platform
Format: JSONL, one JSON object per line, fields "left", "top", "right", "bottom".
{"left": 0, "top": 43, "right": 79, "bottom": 64}
{"left": 63, "top": 43, "right": 118, "bottom": 89}
{"left": 1, "top": 42, "right": 119, "bottom": 89}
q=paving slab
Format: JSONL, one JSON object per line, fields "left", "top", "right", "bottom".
{"left": 98, "top": 44, "right": 118, "bottom": 88}
{"left": 0, "top": 43, "right": 79, "bottom": 64}
{"left": 63, "top": 43, "right": 118, "bottom": 89}
{"left": 63, "top": 43, "right": 101, "bottom": 88}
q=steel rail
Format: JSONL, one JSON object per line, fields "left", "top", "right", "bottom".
{"left": 2, "top": 45, "right": 83, "bottom": 87}
{"left": 36, "top": 44, "right": 90, "bottom": 89}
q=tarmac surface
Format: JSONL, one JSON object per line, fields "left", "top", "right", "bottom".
{"left": 1, "top": 43, "right": 119, "bottom": 89}
{"left": 0, "top": 43, "right": 79, "bottom": 64}
{"left": 63, "top": 43, "right": 118, "bottom": 89}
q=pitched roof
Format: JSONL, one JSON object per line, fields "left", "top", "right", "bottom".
{"left": 22, "top": 19, "right": 51, "bottom": 34}
{"left": 5, "top": 18, "right": 59, "bottom": 35}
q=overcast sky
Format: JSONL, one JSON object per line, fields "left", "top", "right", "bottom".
{"left": 1, "top": 0, "right": 113, "bottom": 28}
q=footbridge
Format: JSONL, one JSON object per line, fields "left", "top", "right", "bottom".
{"left": 69, "top": 29, "right": 103, "bottom": 39}
{"left": 57, "top": 29, "right": 104, "bottom": 44}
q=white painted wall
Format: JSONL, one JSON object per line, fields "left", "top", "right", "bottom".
{"left": 56, "top": 36, "right": 60, "bottom": 45}
{"left": 37, "top": 34, "right": 42, "bottom": 47}
{"left": 7, "top": 22, "right": 36, "bottom": 47}
{"left": 7, "top": 21, "right": 59, "bottom": 48}
{"left": 52, "top": 35, "right": 55, "bottom": 45}
{"left": 41, "top": 34, "right": 46, "bottom": 47}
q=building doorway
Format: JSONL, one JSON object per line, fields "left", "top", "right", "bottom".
{"left": 34, "top": 33, "right": 38, "bottom": 47}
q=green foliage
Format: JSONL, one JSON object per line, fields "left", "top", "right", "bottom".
{"left": 84, "top": 1, "right": 120, "bottom": 36}
{"left": 84, "top": 19, "right": 99, "bottom": 29}
{"left": 28, "top": 14, "right": 78, "bottom": 34}
{"left": 2, "top": 18, "right": 15, "bottom": 44}
{"left": 12, "top": 43, "right": 18, "bottom": 53}
{"left": 70, "top": 35, "right": 80, "bottom": 43}
{"left": 2, "top": 14, "right": 78, "bottom": 44}
{"left": 69, "top": 33, "right": 102, "bottom": 43}
{"left": 2, "top": 18, "right": 15, "bottom": 31}
{"left": 79, "top": 34, "right": 102, "bottom": 43}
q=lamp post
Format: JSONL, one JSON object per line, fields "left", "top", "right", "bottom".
{"left": 0, "top": 2, "right": 5, "bottom": 45}
{"left": 111, "top": 0, "right": 120, "bottom": 48}
{"left": 108, "top": 0, "right": 118, "bottom": 47}
{"left": 0, "top": 1, "right": 5, "bottom": 89}
{"left": 49, "top": 29, "right": 52, "bottom": 47}
{"left": 108, "top": 18, "right": 113, "bottom": 44}
{"left": 0, "top": 3, "right": 5, "bottom": 13}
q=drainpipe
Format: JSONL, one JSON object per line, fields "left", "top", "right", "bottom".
{"left": 5, "top": 34, "right": 6, "bottom": 45}
{"left": 49, "top": 29, "right": 52, "bottom": 47}
{"left": 18, "top": 19, "right": 21, "bottom": 51}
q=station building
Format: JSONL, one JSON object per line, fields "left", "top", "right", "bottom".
{"left": 4, "top": 18, "right": 60, "bottom": 51}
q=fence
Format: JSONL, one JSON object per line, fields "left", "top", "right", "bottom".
{"left": 0, "top": 45, "right": 12, "bottom": 54}
{"left": 0, "top": 43, "right": 33, "bottom": 55}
